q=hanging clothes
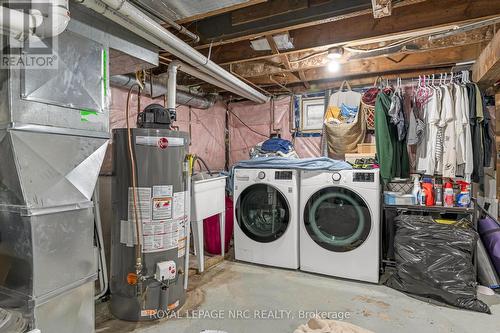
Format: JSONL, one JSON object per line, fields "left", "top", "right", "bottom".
{"left": 416, "top": 89, "right": 440, "bottom": 175}
{"left": 440, "top": 84, "right": 456, "bottom": 178}
{"left": 482, "top": 95, "right": 493, "bottom": 168}
{"left": 375, "top": 90, "right": 409, "bottom": 183}
{"left": 467, "top": 83, "right": 484, "bottom": 183}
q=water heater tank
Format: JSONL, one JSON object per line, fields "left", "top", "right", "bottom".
{"left": 110, "top": 128, "right": 189, "bottom": 321}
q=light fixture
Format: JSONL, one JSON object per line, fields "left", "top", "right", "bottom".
{"left": 327, "top": 60, "right": 340, "bottom": 72}
{"left": 327, "top": 47, "right": 344, "bottom": 59}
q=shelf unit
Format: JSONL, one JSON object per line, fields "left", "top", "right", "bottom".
{"left": 381, "top": 202, "right": 477, "bottom": 268}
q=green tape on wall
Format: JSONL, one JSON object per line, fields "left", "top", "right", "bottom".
{"left": 103, "top": 49, "right": 108, "bottom": 97}
{"left": 80, "top": 109, "right": 98, "bottom": 122}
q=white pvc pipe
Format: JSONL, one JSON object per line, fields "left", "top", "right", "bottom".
{"left": 76, "top": 0, "right": 269, "bottom": 104}
{"left": 167, "top": 62, "right": 178, "bottom": 111}
{"left": 0, "top": 6, "right": 41, "bottom": 40}
{"left": 170, "top": 60, "right": 245, "bottom": 99}
{"left": 0, "top": 1, "right": 69, "bottom": 40}
{"left": 32, "top": 0, "right": 70, "bottom": 39}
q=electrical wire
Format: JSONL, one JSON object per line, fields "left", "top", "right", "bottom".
{"left": 126, "top": 83, "right": 143, "bottom": 274}
{"left": 227, "top": 108, "right": 269, "bottom": 138}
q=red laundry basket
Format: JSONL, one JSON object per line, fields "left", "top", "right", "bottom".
{"left": 203, "top": 196, "right": 234, "bottom": 255}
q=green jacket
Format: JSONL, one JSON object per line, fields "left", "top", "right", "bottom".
{"left": 375, "top": 91, "right": 409, "bottom": 183}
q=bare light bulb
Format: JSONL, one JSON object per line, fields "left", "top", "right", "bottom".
{"left": 327, "top": 60, "right": 340, "bottom": 72}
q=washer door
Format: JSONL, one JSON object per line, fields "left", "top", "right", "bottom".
{"left": 236, "top": 184, "right": 290, "bottom": 243}
{"left": 304, "top": 187, "right": 372, "bottom": 252}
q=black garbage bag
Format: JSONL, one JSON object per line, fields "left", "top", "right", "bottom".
{"left": 386, "top": 215, "right": 490, "bottom": 313}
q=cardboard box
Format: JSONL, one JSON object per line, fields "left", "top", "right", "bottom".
{"left": 357, "top": 143, "right": 376, "bottom": 154}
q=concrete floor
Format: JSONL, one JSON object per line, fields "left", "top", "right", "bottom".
{"left": 97, "top": 260, "right": 500, "bottom": 333}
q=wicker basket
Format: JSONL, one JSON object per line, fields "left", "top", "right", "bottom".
{"left": 361, "top": 101, "right": 375, "bottom": 130}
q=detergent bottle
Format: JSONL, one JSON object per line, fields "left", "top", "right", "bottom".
{"left": 456, "top": 180, "right": 471, "bottom": 208}
{"left": 443, "top": 179, "right": 454, "bottom": 207}
{"left": 421, "top": 177, "right": 435, "bottom": 206}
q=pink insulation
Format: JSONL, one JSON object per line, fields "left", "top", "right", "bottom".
{"left": 103, "top": 88, "right": 321, "bottom": 175}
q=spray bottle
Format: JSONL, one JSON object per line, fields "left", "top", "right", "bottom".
{"left": 412, "top": 175, "right": 421, "bottom": 205}
{"left": 456, "top": 180, "right": 471, "bottom": 207}
{"left": 443, "top": 179, "right": 454, "bottom": 207}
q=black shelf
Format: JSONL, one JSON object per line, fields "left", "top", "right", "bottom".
{"left": 383, "top": 204, "right": 474, "bottom": 214}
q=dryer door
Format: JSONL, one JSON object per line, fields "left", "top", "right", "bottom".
{"left": 236, "top": 184, "right": 290, "bottom": 243}
{"left": 304, "top": 187, "right": 372, "bottom": 252}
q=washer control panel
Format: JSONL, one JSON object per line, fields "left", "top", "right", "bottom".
{"left": 353, "top": 172, "right": 375, "bottom": 183}
{"left": 275, "top": 171, "right": 293, "bottom": 180}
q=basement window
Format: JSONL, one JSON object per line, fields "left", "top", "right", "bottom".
{"left": 300, "top": 97, "right": 325, "bottom": 132}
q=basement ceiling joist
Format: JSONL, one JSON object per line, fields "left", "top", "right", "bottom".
{"left": 188, "top": 0, "right": 500, "bottom": 65}
{"left": 230, "top": 26, "right": 494, "bottom": 79}
{"left": 248, "top": 42, "right": 487, "bottom": 86}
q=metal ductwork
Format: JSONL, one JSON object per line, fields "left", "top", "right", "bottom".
{"left": 75, "top": 0, "right": 269, "bottom": 104}
{"left": 110, "top": 73, "right": 215, "bottom": 109}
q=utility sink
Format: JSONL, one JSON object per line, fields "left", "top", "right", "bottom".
{"left": 191, "top": 172, "right": 227, "bottom": 221}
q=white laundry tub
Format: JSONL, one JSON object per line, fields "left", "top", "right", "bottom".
{"left": 191, "top": 172, "right": 227, "bottom": 221}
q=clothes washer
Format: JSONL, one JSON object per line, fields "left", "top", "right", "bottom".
{"left": 299, "top": 169, "right": 380, "bottom": 282}
{"left": 233, "top": 168, "right": 299, "bottom": 269}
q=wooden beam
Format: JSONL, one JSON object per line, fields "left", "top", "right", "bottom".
{"left": 231, "top": 27, "right": 493, "bottom": 78}
{"left": 371, "top": 0, "right": 392, "bottom": 19}
{"left": 265, "top": 34, "right": 293, "bottom": 70}
{"left": 272, "top": 67, "right": 454, "bottom": 94}
{"left": 298, "top": 70, "right": 310, "bottom": 89}
{"left": 191, "top": 0, "right": 424, "bottom": 48}
{"left": 247, "top": 42, "right": 487, "bottom": 85}
{"left": 196, "top": 0, "right": 500, "bottom": 65}
{"left": 472, "top": 29, "right": 500, "bottom": 88}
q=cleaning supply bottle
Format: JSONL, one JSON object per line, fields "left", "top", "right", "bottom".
{"left": 422, "top": 177, "right": 435, "bottom": 206}
{"left": 412, "top": 175, "right": 421, "bottom": 205}
{"left": 456, "top": 180, "right": 471, "bottom": 207}
{"left": 443, "top": 179, "right": 454, "bottom": 207}
{"left": 435, "top": 177, "right": 443, "bottom": 206}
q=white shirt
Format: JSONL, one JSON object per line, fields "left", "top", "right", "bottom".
{"left": 417, "top": 89, "right": 440, "bottom": 175}
{"left": 441, "top": 85, "right": 456, "bottom": 178}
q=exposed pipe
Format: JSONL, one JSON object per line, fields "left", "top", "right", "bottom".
{"left": 128, "top": 0, "right": 199, "bottom": 43}
{"left": 0, "top": 6, "right": 41, "bottom": 40}
{"left": 167, "top": 60, "right": 266, "bottom": 103}
{"left": 110, "top": 74, "right": 215, "bottom": 109}
{"left": 167, "top": 62, "right": 178, "bottom": 113}
{"left": 75, "top": 0, "right": 269, "bottom": 104}
{"left": 32, "top": 0, "right": 70, "bottom": 38}
{"left": 0, "top": 1, "right": 69, "bottom": 40}
{"left": 93, "top": 179, "right": 109, "bottom": 300}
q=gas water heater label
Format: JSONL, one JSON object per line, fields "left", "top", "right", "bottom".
{"left": 143, "top": 219, "right": 179, "bottom": 253}
{"left": 173, "top": 191, "right": 186, "bottom": 219}
{"left": 152, "top": 196, "right": 173, "bottom": 220}
{"left": 153, "top": 185, "right": 173, "bottom": 197}
{"left": 127, "top": 187, "right": 152, "bottom": 221}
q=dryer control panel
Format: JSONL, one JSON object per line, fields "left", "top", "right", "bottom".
{"left": 275, "top": 171, "right": 293, "bottom": 180}
{"left": 353, "top": 172, "right": 375, "bottom": 183}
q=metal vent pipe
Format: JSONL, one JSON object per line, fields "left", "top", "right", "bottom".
{"left": 75, "top": 0, "right": 269, "bottom": 104}
{"left": 110, "top": 73, "right": 215, "bottom": 109}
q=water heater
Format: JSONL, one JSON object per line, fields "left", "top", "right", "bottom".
{"left": 111, "top": 128, "right": 190, "bottom": 321}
